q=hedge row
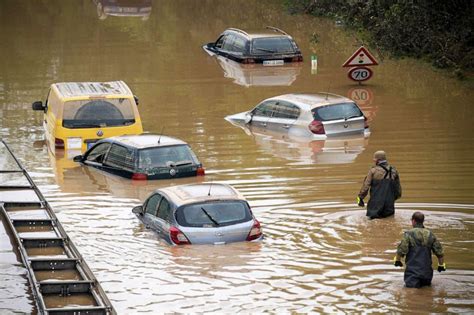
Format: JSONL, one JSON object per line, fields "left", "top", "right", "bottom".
{"left": 285, "top": 0, "right": 473, "bottom": 78}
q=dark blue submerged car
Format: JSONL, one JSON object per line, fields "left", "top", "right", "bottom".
{"left": 74, "top": 134, "right": 205, "bottom": 180}
{"left": 203, "top": 26, "right": 303, "bottom": 65}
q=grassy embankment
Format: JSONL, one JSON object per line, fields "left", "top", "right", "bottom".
{"left": 285, "top": 0, "right": 473, "bottom": 80}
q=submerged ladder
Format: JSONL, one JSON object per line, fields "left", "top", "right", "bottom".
{"left": 0, "top": 140, "right": 115, "bottom": 315}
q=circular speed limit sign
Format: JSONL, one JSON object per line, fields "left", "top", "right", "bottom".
{"left": 348, "top": 66, "right": 373, "bottom": 82}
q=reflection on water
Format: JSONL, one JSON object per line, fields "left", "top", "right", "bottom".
{"left": 93, "top": 0, "right": 152, "bottom": 20}
{"left": 347, "top": 87, "right": 377, "bottom": 123}
{"left": 205, "top": 52, "right": 302, "bottom": 87}
{"left": 1, "top": 0, "right": 474, "bottom": 313}
{"left": 227, "top": 121, "right": 368, "bottom": 165}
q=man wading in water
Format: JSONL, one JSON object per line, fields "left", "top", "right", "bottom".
{"left": 357, "top": 150, "right": 401, "bottom": 219}
{"left": 394, "top": 211, "right": 446, "bottom": 288}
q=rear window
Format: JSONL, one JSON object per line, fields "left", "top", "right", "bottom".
{"left": 62, "top": 98, "right": 136, "bottom": 128}
{"left": 176, "top": 201, "right": 252, "bottom": 227}
{"left": 138, "top": 145, "right": 199, "bottom": 169}
{"left": 312, "top": 102, "right": 363, "bottom": 121}
{"left": 251, "top": 37, "right": 295, "bottom": 54}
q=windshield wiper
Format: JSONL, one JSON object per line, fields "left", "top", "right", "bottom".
{"left": 166, "top": 160, "right": 193, "bottom": 167}
{"left": 345, "top": 115, "right": 361, "bottom": 120}
{"left": 200, "top": 207, "right": 220, "bottom": 226}
{"left": 254, "top": 47, "right": 276, "bottom": 53}
{"left": 122, "top": 119, "right": 135, "bottom": 126}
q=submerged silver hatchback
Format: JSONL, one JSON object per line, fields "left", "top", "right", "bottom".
{"left": 132, "top": 183, "right": 263, "bottom": 245}
{"left": 225, "top": 93, "right": 370, "bottom": 139}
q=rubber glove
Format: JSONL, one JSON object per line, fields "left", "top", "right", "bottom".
{"left": 357, "top": 196, "right": 365, "bottom": 207}
{"left": 393, "top": 256, "right": 403, "bottom": 267}
{"left": 437, "top": 263, "right": 446, "bottom": 272}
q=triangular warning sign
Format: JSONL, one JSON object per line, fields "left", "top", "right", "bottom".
{"left": 342, "top": 46, "right": 378, "bottom": 67}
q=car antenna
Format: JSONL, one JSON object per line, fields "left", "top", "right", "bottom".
{"left": 325, "top": 82, "right": 331, "bottom": 100}
{"left": 207, "top": 181, "right": 213, "bottom": 196}
{"left": 157, "top": 127, "right": 165, "bottom": 144}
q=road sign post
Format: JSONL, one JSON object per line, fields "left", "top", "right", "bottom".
{"left": 342, "top": 46, "right": 378, "bottom": 83}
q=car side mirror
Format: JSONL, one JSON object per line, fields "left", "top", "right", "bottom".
{"left": 133, "top": 95, "right": 139, "bottom": 106}
{"left": 32, "top": 101, "right": 45, "bottom": 111}
{"left": 132, "top": 205, "right": 144, "bottom": 215}
{"left": 244, "top": 112, "right": 253, "bottom": 124}
{"left": 73, "top": 155, "right": 83, "bottom": 162}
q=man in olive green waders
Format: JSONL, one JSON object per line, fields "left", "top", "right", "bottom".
{"left": 394, "top": 212, "right": 446, "bottom": 288}
{"left": 357, "top": 150, "right": 402, "bottom": 219}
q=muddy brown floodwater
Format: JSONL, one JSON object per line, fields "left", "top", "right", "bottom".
{"left": 1, "top": 0, "right": 473, "bottom": 313}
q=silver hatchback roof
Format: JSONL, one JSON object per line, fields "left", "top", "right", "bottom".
{"left": 53, "top": 81, "right": 133, "bottom": 99}
{"left": 158, "top": 183, "right": 246, "bottom": 208}
{"left": 109, "top": 134, "right": 187, "bottom": 149}
{"left": 267, "top": 93, "right": 354, "bottom": 111}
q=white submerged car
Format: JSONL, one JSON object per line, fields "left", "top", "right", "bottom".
{"left": 225, "top": 93, "right": 370, "bottom": 139}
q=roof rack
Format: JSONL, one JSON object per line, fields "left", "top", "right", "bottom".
{"left": 265, "top": 26, "right": 288, "bottom": 35}
{"left": 227, "top": 28, "right": 249, "bottom": 36}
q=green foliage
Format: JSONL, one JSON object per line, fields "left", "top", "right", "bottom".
{"left": 285, "top": 0, "right": 474, "bottom": 76}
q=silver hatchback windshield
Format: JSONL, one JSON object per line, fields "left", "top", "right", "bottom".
{"left": 312, "top": 102, "right": 363, "bottom": 121}
{"left": 62, "top": 98, "right": 135, "bottom": 128}
{"left": 176, "top": 201, "right": 252, "bottom": 227}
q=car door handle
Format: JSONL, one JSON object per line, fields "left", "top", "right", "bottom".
{"left": 283, "top": 124, "right": 290, "bottom": 129}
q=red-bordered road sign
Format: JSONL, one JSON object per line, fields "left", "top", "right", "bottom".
{"left": 347, "top": 66, "right": 373, "bottom": 82}
{"left": 348, "top": 87, "right": 374, "bottom": 107}
{"left": 342, "top": 46, "right": 378, "bottom": 67}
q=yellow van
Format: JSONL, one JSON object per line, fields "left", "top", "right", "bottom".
{"left": 32, "top": 81, "right": 143, "bottom": 152}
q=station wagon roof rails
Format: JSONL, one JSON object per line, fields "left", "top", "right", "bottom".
{"left": 227, "top": 28, "right": 249, "bottom": 36}
{"left": 265, "top": 26, "right": 288, "bottom": 35}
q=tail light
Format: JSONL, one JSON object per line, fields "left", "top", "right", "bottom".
{"left": 55, "top": 138, "right": 64, "bottom": 148}
{"left": 291, "top": 56, "right": 303, "bottom": 62}
{"left": 308, "top": 120, "right": 325, "bottom": 135}
{"left": 364, "top": 116, "right": 369, "bottom": 129}
{"left": 132, "top": 173, "right": 147, "bottom": 180}
{"left": 196, "top": 167, "right": 205, "bottom": 176}
{"left": 242, "top": 58, "right": 255, "bottom": 64}
{"left": 170, "top": 226, "right": 191, "bottom": 245}
{"left": 246, "top": 219, "right": 262, "bottom": 241}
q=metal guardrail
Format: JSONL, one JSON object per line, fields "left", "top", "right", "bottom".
{"left": 0, "top": 140, "right": 115, "bottom": 315}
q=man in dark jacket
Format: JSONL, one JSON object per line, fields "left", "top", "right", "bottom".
{"left": 357, "top": 150, "right": 401, "bottom": 219}
{"left": 394, "top": 211, "right": 446, "bottom": 288}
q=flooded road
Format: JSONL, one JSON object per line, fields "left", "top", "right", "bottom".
{"left": 1, "top": 0, "right": 473, "bottom": 313}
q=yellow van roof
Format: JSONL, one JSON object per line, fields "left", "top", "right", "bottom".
{"left": 53, "top": 81, "right": 133, "bottom": 99}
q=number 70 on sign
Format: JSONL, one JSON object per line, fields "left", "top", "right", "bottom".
{"left": 348, "top": 66, "right": 373, "bottom": 82}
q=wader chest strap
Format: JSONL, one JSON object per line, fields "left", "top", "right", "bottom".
{"left": 379, "top": 165, "right": 393, "bottom": 179}
{"left": 407, "top": 230, "right": 433, "bottom": 248}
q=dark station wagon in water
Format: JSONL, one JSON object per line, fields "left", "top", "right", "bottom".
{"left": 132, "top": 183, "right": 263, "bottom": 245}
{"left": 203, "top": 26, "right": 303, "bottom": 65}
{"left": 73, "top": 134, "right": 205, "bottom": 180}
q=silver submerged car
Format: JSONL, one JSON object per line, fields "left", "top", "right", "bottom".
{"left": 132, "top": 183, "right": 263, "bottom": 245}
{"left": 225, "top": 93, "right": 370, "bottom": 139}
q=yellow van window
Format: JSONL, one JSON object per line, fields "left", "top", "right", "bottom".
{"left": 48, "top": 91, "right": 61, "bottom": 118}
{"left": 62, "top": 99, "right": 135, "bottom": 128}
